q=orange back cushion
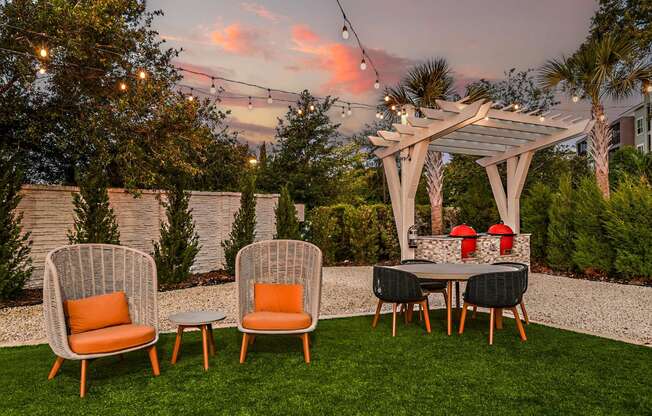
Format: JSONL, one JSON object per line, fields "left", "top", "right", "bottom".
{"left": 64, "top": 291, "right": 131, "bottom": 334}
{"left": 254, "top": 283, "right": 304, "bottom": 313}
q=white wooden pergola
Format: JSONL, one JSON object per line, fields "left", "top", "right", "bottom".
{"left": 369, "top": 98, "right": 595, "bottom": 259}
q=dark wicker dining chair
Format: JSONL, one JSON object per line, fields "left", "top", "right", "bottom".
{"left": 458, "top": 269, "right": 527, "bottom": 345}
{"left": 493, "top": 262, "right": 529, "bottom": 324}
{"left": 372, "top": 266, "right": 431, "bottom": 336}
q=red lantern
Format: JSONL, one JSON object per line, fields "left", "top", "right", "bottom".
{"left": 487, "top": 223, "right": 515, "bottom": 255}
{"left": 450, "top": 224, "right": 478, "bottom": 258}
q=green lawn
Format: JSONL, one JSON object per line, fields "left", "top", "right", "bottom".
{"left": 1, "top": 311, "right": 651, "bottom": 415}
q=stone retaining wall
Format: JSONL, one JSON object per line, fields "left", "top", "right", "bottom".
{"left": 17, "top": 185, "right": 305, "bottom": 288}
{"left": 415, "top": 234, "right": 530, "bottom": 266}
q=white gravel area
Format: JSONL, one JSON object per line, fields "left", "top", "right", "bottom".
{"left": 1, "top": 267, "right": 650, "bottom": 347}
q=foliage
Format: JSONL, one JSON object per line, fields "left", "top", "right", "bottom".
{"left": 0, "top": 155, "right": 32, "bottom": 299}
{"left": 370, "top": 204, "right": 400, "bottom": 261}
{"left": 222, "top": 174, "right": 257, "bottom": 275}
{"left": 68, "top": 163, "right": 120, "bottom": 245}
{"left": 260, "top": 91, "right": 352, "bottom": 208}
{"left": 192, "top": 136, "right": 250, "bottom": 192}
{"left": 589, "top": 0, "right": 652, "bottom": 57}
{"left": 572, "top": 176, "right": 613, "bottom": 274}
{"left": 605, "top": 178, "right": 652, "bottom": 280}
{"left": 521, "top": 182, "right": 553, "bottom": 262}
{"left": 0, "top": 0, "right": 238, "bottom": 189}
{"left": 152, "top": 181, "right": 200, "bottom": 285}
{"left": 305, "top": 207, "right": 339, "bottom": 265}
{"left": 546, "top": 174, "right": 575, "bottom": 271}
{"left": 343, "top": 205, "right": 379, "bottom": 264}
{"left": 609, "top": 146, "right": 652, "bottom": 187}
{"left": 274, "top": 186, "right": 300, "bottom": 240}
{"left": 466, "top": 68, "right": 559, "bottom": 111}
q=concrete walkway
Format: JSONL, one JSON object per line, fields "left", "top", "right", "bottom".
{"left": 1, "top": 266, "right": 650, "bottom": 347}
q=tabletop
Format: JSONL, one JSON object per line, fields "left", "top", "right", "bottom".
{"left": 391, "top": 263, "right": 518, "bottom": 281}
{"left": 169, "top": 311, "right": 226, "bottom": 326}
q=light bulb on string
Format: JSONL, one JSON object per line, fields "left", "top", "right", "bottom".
{"left": 390, "top": 104, "right": 396, "bottom": 111}
{"left": 539, "top": 115, "right": 545, "bottom": 122}
{"left": 309, "top": 104, "right": 315, "bottom": 112}
{"left": 297, "top": 108, "right": 303, "bottom": 115}
{"left": 342, "top": 24, "right": 349, "bottom": 40}
{"left": 374, "top": 79, "right": 380, "bottom": 89}
{"left": 119, "top": 82, "right": 127, "bottom": 91}
{"left": 210, "top": 77, "right": 216, "bottom": 95}
{"left": 187, "top": 88, "right": 194, "bottom": 101}
{"left": 599, "top": 114, "right": 605, "bottom": 121}
{"left": 513, "top": 103, "right": 520, "bottom": 110}
{"left": 248, "top": 97, "right": 253, "bottom": 110}
{"left": 341, "top": 108, "right": 346, "bottom": 118}
{"left": 384, "top": 95, "right": 390, "bottom": 102}
{"left": 646, "top": 82, "right": 652, "bottom": 93}
{"left": 360, "top": 57, "right": 367, "bottom": 71}
{"left": 37, "top": 65, "right": 46, "bottom": 75}
{"left": 572, "top": 94, "right": 579, "bottom": 103}
{"left": 347, "top": 104, "right": 352, "bottom": 116}
{"left": 267, "top": 89, "right": 273, "bottom": 104}
{"left": 39, "top": 47, "right": 48, "bottom": 58}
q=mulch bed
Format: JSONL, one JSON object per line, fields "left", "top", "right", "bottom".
{"left": 0, "top": 270, "right": 235, "bottom": 309}
{"left": 531, "top": 263, "right": 651, "bottom": 287}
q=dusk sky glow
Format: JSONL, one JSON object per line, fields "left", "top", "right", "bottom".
{"left": 148, "top": 0, "right": 640, "bottom": 146}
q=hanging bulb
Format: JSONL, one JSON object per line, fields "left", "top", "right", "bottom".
{"left": 539, "top": 115, "right": 545, "bottom": 122}
{"left": 374, "top": 79, "right": 380, "bottom": 89}
{"left": 513, "top": 103, "right": 520, "bottom": 110}
{"left": 210, "top": 78, "right": 216, "bottom": 95}
{"left": 360, "top": 57, "right": 367, "bottom": 71}
{"left": 119, "top": 82, "right": 127, "bottom": 91}
{"left": 342, "top": 24, "right": 349, "bottom": 40}
{"left": 396, "top": 110, "right": 401, "bottom": 116}
{"left": 248, "top": 97, "right": 253, "bottom": 110}
{"left": 37, "top": 65, "right": 46, "bottom": 75}
{"left": 390, "top": 104, "right": 396, "bottom": 111}
{"left": 384, "top": 94, "right": 390, "bottom": 102}
{"left": 39, "top": 47, "right": 48, "bottom": 58}
{"left": 572, "top": 95, "right": 579, "bottom": 103}
{"left": 484, "top": 116, "right": 489, "bottom": 121}
{"left": 341, "top": 108, "right": 346, "bottom": 118}
{"left": 267, "top": 89, "right": 273, "bottom": 104}
{"left": 297, "top": 108, "right": 303, "bottom": 115}
{"left": 309, "top": 104, "right": 315, "bottom": 112}
{"left": 347, "top": 104, "right": 352, "bottom": 116}
{"left": 138, "top": 70, "right": 147, "bottom": 80}
{"left": 188, "top": 88, "right": 195, "bottom": 101}
{"left": 646, "top": 83, "right": 652, "bottom": 93}
{"left": 402, "top": 108, "right": 407, "bottom": 116}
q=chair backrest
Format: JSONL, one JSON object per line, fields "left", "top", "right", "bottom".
{"left": 464, "top": 269, "right": 526, "bottom": 308}
{"left": 400, "top": 258, "right": 436, "bottom": 265}
{"left": 492, "top": 262, "right": 529, "bottom": 292}
{"left": 373, "top": 266, "right": 424, "bottom": 303}
{"left": 235, "top": 240, "right": 322, "bottom": 325}
{"left": 43, "top": 244, "right": 158, "bottom": 358}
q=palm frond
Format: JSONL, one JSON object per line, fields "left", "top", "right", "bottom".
{"left": 538, "top": 56, "right": 576, "bottom": 91}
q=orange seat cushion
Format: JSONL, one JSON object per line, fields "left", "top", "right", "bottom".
{"left": 64, "top": 291, "right": 131, "bottom": 334}
{"left": 254, "top": 283, "right": 304, "bottom": 313}
{"left": 68, "top": 324, "right": 155, "bottom": 354}
{"left": 242, "top": 312, "right": 311, "bottom": 331}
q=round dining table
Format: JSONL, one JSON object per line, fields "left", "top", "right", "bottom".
{"left": 391, "top": 263, "right": 519, "bottom": 335}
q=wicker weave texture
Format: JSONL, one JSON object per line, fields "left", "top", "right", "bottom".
{"left": 463, "top": 269, "right": 526, "bottom": 308}
{"left": 235, "top": 240, "right": 322, "bottom": 334}
{"left": 43, "top": 244, "right": 159, "bottom": 360}
{"left": 373, "top": 266, "right": 426, "bottom": 303}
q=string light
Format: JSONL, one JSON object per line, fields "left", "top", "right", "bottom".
{"left": 341, "top": 107, "right": 346, "bottom": 118}
{"left": 119, "top": 82, "right": 127, "bottom": 91}
{"left": 210, "top": 77, "right": 216, "bottom": 94}
{"left": 309, "top": 104, "right": 315, "bottom": 112}
{"left": 248, "top": 96, "right": 253, "bottom": 110}
{"left": 646, "top": 83, "right": 652, "bottom": 93}
{"left": 347, "top": 103, "right": 352, "bottom": 116}
{"left": 374, "top": 79, "right": 380, "bottom": 89}
{"left": 384, "top": 94, "right": 390, "bottom": 102}
{"left": 39, "top": 47, "right": 48, "bottom": 58}
{"left": 539, "top": 115, "right": 545, "bottom": 122}
{"left": 360, "top": 55, "right": 367, "bottom": 71}
{"left": 599, "top": 114, "right": 605, "bottom": 121}
{"left": 513, "top": 103, "right": 520, "bottom": 110}
{"left": 572, "top": 95, "right": 579, "bottom": 103}
{"left": 297, "top": 108, "right": 303, "bottom": 115}
{"left": 391, "top": 104, "right": 396, "bottom": 111}
{"left": 375, "top": 111, "right": 381, "bottom": 119}
{"left": 267, "top": 89, "right": 273, "bottom": 104}
{"left": 138, "top": 70, "right": 146, "bottom": 80}
{"left": 248, "top": 157, "right": 258, "bottom": 165}
{"left": 37, "top": 66, "right": 46, "bottom": 75}
{"left": 342, "top": 24, "right": 349, "bottom": 40}
{"left": 187, "top": 87, "right": 195, "bottom": 101}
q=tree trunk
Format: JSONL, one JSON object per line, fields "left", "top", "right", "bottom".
{"left": 590, "top": 104, "right": 610, "bottom": 199}
{"left": 424, "top": 151, "right": 444, "bottom": 234}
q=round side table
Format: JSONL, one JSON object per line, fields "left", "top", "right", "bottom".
{"left": 169, "top": 311, "right": 226, "bottom": 370}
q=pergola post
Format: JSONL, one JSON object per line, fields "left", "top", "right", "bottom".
{"left": 485, "top": 151, "right": 532, "bottom": 232}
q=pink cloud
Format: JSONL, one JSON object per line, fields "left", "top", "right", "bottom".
{"left": 240, "top": 2, "right": 284, "bottom": 22}
{"left": 211, "top": 23, "right": 275, "bottom": 60}
{"left": 290, "top": 25, "right": 412, "bottom": 94}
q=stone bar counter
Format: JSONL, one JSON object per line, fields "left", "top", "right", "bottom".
{"left": 415, "top": 234, "right": 530, "bottom": 267}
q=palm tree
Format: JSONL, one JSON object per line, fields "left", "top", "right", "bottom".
{"left": 381, "top": 58, "right": 457, "bottom": 234}
{"left": 539, "top": 34, "right": 652, "bottom": 198}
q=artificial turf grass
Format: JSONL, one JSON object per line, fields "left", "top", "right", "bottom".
{"left": 0, "top": 310, "right": 650, "bottom": 416}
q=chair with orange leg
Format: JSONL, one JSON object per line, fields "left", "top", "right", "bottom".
{"left": 371, "top": 266, "right": 431, "bottom": 337}
{"left": 458, "top": 269, "right": 527, "bottom": 345}
{"left": 236, "top": 240, "right": 322, "bottom": 364}
{"left": 43, "top": 244, "right": 160, "bottom": 397}
{"left": 492, "top": 262, "right": 530, "bottom": 324}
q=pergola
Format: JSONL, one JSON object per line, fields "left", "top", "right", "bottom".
{"left": 369, "top": 98, "right": 595, "bottom": 259}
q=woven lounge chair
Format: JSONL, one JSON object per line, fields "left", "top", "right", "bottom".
{"left": 236, "top": 240, "right": 322, "bottom": 364}
{"left": 43, "top": 244, "right": 160, "bottom": 397}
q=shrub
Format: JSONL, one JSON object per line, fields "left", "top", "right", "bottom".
{"left": 274, "top": 186, "right": 300, "bottom": 240}
{"left": 546, "top": 174, "right": 574, "bottom": 271}
{"left": 572, "top": 176, "right": 612, "bottom": 274}
{"left": 153, "top": 182, "right": 200, "bottom": 284}
{"left": 305, "top": 206, "right": 338, "bottom": 265}
{"left": 343, "top": 205, "right": 379, "bottom": 264}
{"left": 68, "top": 163, "right": 120, "bottom": 244}
{"left": 0, "top": 156, "right": 32, "bottom": 299}
{"left": 370, "top": 204, "right": 400, "bottom": 262}
{"left": 605, "top": 178, "right": 652, "bottom": 280}
{"left": 521, "top": 182, "right": 552, "bottom": 261}
{"left": 222, "top": 174, "right": 257, "bottom": 276}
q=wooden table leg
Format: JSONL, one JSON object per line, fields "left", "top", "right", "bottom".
{"left": 207, "top": 325, "right": 216, "bottom": 356}
{"left": 171, "top": 326, "right": 184, "bottom": 364}
{"left": 201, "top": 325, "right": 209, "bottom": 370}
{"left": 447, "top": 281, "right": 453, "bottom": 336}
{"left": 495, "top": 308, "right": 503, "bottom": 329}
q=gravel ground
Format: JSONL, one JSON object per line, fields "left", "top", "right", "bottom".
{"left": 1, "top": 267, "right": 650, "bottom": 347}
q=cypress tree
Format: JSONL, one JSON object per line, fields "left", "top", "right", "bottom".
{"left": 222, "top": 174, "right": 257, "bottom": 275}
{"left": 68, "top": 162, "right": 120, "bottom": 244}
{"left": 274, "top": 185, "right": 300, "bottom": 240}
{"left": 546, "top": 174, "right": 575, "bottom": 271}
{"left": 0, "top": 156, "right": 33, "bottom": 299}
{"left": 521, "top": 182, "right": 553, "bottom": 261}
{"left": 153, "top": 181, "right": 200, "bottom": 284}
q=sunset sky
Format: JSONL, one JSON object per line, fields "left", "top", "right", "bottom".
{"left": 148, "top": 0, "right": 639, "bottom": 146}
